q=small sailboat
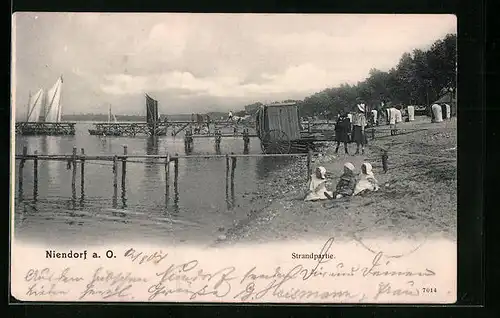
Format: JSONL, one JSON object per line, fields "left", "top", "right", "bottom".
{"left": 25, "top": 89, "right": 45, "bottom": 122}
{"left": 89, "top": 103, "right": 122, "bottom": 136}
{"left": 44, "top": 76, "right": 63, "bottom": 122}
{"left": 23, "top": 75, "right": 63, "bottom": 123}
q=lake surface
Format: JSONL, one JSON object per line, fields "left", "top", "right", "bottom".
{"left": 13, "top": 122, "right": 301, "bottom": 246}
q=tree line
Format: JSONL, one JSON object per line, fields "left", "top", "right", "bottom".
{"left": 242, "top": 33, "right": 456, "bottom": 118}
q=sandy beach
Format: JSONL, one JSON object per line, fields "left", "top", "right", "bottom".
{"left": 215, "top": 116, "right": 457, "bottom": 246}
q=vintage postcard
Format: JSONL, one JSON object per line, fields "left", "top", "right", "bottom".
{"left": 10, "top": 13, "right": 457, "bottom": 303}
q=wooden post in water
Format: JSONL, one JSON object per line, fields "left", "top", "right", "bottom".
{"left": 112, "top": 155, "right": 118, "bottom": 204}
{"left": 165, "top": 154, "right": 170, "bottom": 201}
{"left": 18, "top": 146, "right": 27, "bottom": 199}
{"left": 243, "top": 129, "right": 250, "bottom": 153}
{"left": 215, "top": 130, "right": 222, "bottom": 151}
{"left": 371, "top": 127, "right": 375, "bottom": 140}
{"left": 72, "top": 147, "right": 77, "bottom": 200}
{"left": 33, "top": 150, "right": 38, "bottom": 198}
{"left": 80, "top": 148, "right": 85, "bottom": 198}
{"left": 174, "top": 153, "right": 179, "bottom": 198}
{"left": 307, "top": 148, "right": 313, "bottom": 179}
{"left": 230, "top": 152, "right": 237, "bottom": 200}
{"left": 382, "top": 150, "right": 389, "bottom": 173}
{"left": 225, "top": 153, "right": 230, "bottom": 198}
{"left": 122, "top": 145, "right": 128, "bottom": 193}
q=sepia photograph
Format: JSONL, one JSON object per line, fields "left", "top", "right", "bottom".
{"left": 11, "top": 13, "right": 457, "bottom": 303}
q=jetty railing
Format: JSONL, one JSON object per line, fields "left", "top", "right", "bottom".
{"left": 14, "top": 145, "right": 315, "bottom": 209}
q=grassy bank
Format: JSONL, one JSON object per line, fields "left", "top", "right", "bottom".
{"left": 215, "top": 116, "right": 457, "bottom": 246}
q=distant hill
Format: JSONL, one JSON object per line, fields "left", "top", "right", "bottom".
{"left": 62, "top": 114, "right": 146, "bottom": 122}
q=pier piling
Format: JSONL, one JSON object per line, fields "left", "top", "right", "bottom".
{"left": 165, "top": 154, "right": 170, "bottom": 201}
{"left": 71, "top": 147, "right": 77, "bottom": 200}
{"left": 33, "top": 150, "right": 38, "bottom": 198}
{"left": 184, "top": 129, "right": 194, "bottom": 152}
{"left": 18, "top": 146, "right": 27, "bottom": 199}
{"left": 230, "top": 153, "right": 237, "bottom": 201}
{"left": 112, "top": 155, "right": 118, "bottom": 205}
{"left": 215, "top": 130, "right": 222, "bottom": 150}
{"left": 174, "top": 153, "right": 179, "bottom": 197}
{"left": 122, "top": 145, "right": 128, "bottom": 193}
{"left": 225, "top": 154, "right": 230, "bottom": 198}
{"left": 243, "top": 129, "right": 250, "bottom": 153}
{"left": 382, "top": 150, "right": 389, "bottom": 173}
{"left": 80, "top": 148, "right": 85, "bottom": 198}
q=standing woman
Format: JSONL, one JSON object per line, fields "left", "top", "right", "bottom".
{"left": 371, "top": 109, "right": 378, "bottom": 126}
{"left": 352, "top": 99, "right": 367, "bottom": 155}
{"left": 334, "top": 110, "right": 351, "bottom": 154}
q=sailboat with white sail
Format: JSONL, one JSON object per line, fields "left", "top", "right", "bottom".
{"left": 16, "top": 75, "right": 76, "bottom": 136}
{"left": 23, "top": 76, "right": 64, "bottom": 123}
{"left": 43, "top": 76, "right": 63, "bottom": 122}
{"left": 108, "top": 103, "right": 119, "bottom": 124}
{"left": 25, "top": 89, "right": 45, "bottom": 122}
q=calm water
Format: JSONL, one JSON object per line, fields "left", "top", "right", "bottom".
{"left": 13, "top": 122, "right": 300, "bottom": 246}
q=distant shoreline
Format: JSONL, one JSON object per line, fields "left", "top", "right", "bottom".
{"left": 15, "top": 112, "right": 232, "bottom": 123}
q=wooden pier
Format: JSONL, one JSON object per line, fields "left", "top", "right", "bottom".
{"left": 15, "top": 122, "right": 76, "bottom": 136}
{"left": 89, "top": 122, "right": 169, "bottom": 137}
{"left": 184, "top": 128, "right": 256, "bottom": 153}
{"left": 88, "top": 120, "right": 254, "bottom": 138}
{"left": 15, "top": 145, "right": 314, "bottom": 209}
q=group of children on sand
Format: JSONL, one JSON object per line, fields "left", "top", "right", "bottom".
{"left": 304, "top": 162, "right": 379, "bottom": 202}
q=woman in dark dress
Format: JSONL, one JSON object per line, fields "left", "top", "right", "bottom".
{"left": 335, "top": 110, "right": 351, "bottom": 154}
{"left": 352, "top": 101, "right": 367, "bottom": 155}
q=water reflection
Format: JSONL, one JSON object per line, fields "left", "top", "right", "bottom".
{"left": 99, "top": 135, "right": 113, "bottom": 153}
{"left": 39, "top": 136, "right": 48, "bottom": 155}
{"left": 18, "top": 136, "right": 63, "bottom": 202}
{"left": 146, "top": 136, "right": 160, "bottom": 156}
{"left": 15, "top": 123, "right": 277, "bottom": 245}
{"left": 143, "top": 137, "right": 161, "bottom": 201}
{"left": 172, "top": 158, "right": 180, "bottom": 215}
{"left": 185, "top": 143, "right": 193, "bottom": 155}
{"left": 40, "top": 136, "right": 62, "bottom": 183}
{"left": 142, "top": 137, "right": 180, "bottom": 215}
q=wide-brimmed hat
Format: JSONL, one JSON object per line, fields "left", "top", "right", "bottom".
{"left": 357, "top": 103, "right": 366, "bottom": 112}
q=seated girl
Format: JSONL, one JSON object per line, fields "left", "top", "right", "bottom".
{"left": 333, "top": 162, "right": 357, "bottom": 199}
{"left": 353, "top": 162, "right": 380, "bottom": 196}
{"left": 304, "top": 166, "right": 333, "bottom": 201}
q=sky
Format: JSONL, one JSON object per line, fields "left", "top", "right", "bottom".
{"left": 12, "top": 13, "right": 456, "bottom": 117}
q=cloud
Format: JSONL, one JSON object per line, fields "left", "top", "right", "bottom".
{"left": 13, "top": 13, "right": 457, "bottom": 115}
{"left": 101, "top": 72, "right": 238, "bottom": 96}
{"left": 100, "top": 63, "right": 359, "bottom": 99}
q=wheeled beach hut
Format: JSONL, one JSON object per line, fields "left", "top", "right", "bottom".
{"left": 255, "top": 102, "right": 335, "bottom": 153}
